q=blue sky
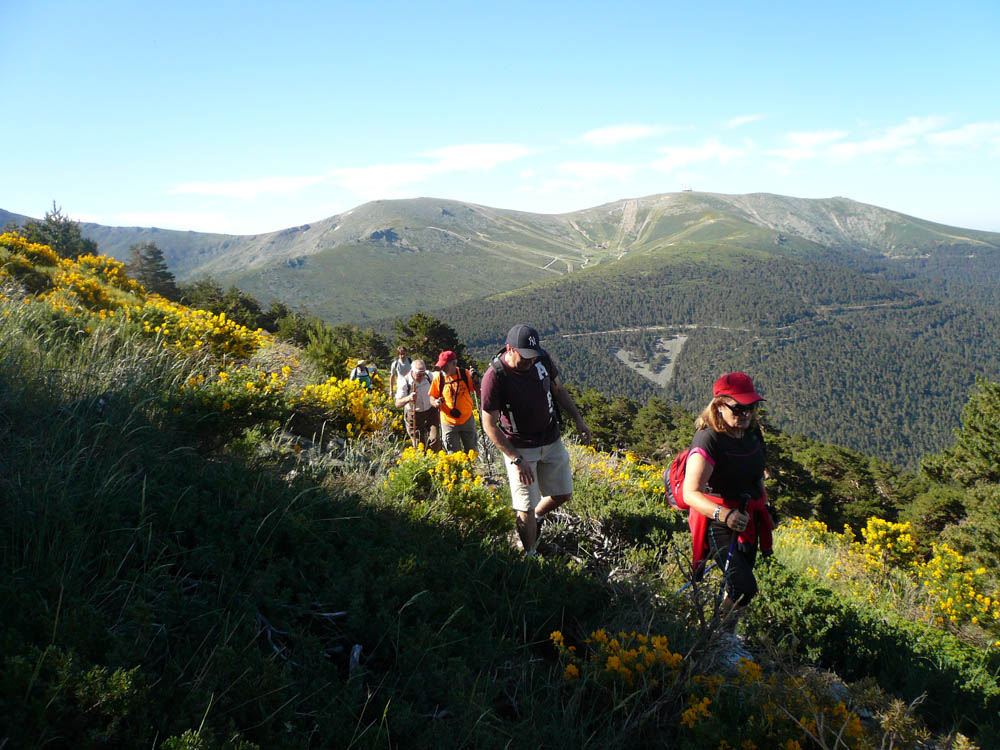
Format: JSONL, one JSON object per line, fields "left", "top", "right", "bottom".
{"left": 3, "top": 0, "right": 999, "bottom": 235}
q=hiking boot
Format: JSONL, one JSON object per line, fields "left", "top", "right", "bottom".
{"left": 716, "top": 632, "right": 753, "bottom": 671}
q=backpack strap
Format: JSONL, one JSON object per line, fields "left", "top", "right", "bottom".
{"left": 488, "top": 353, "right": 518, "bottom": 434}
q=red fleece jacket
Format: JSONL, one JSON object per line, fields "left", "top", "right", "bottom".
{"left": 690, "top": 491, "right": 773, "bottom": 570}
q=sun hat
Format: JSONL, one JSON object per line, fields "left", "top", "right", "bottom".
{"left": 506, "top": 324, "right": 542, "bottom": 358}
{"left": 713, "top": 372, "right": 764, "bottom": 405}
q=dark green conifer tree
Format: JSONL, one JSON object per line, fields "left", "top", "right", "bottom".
{"left": 16, "top": 202, "right": 98, "bottom": 260}
{"left": 126, "top": 241, "right": 180, "bottom": 300}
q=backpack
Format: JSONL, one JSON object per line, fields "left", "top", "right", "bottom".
{"left": 663, "top": 448, "right": 691, "bottom": 510}
{"left": 433, "top": 367, "right": 474, "bottom": 415}
{"left": 488, "top": 349, "right": 563, "bottom": 433}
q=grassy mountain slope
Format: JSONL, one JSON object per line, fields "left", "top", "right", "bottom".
{"left": 439, "top": 234, "right": 1000, "bottom": 468}
{"left": 3, "top": 230, "right": 999, "bottom": 747}
{"left": 8, "top": 194, "right": 1000, "bottom": 465}
{"left": 9, "top": 192, "right": 998, "bottom": 324}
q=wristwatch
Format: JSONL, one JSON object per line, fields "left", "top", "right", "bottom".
{"left": 512, "top": 455, "right": 524, "bottom": 466}
{"left": 713, "top": 505, "right": 723, "bottom": 521}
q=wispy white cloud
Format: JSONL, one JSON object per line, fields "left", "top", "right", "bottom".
{"left": 828, "top": 116, "right": 947, "bottom": 160}
{"left": 170, "top": 175, "right": 325, "bottom": 200}
{"left": 651, "top": 139, "right": 745, "bottom": 172}
{"left": 577, "top": 124, "right": 665, "bottom": 145}
{"left": 927, "top": 121, "right": 1000, "bottom": 149}
{"left": 724, "top": 114, "right": 765, "bottom": 129}
{"left": 767, "top": 130, "right": 849, "bottom": 161}
{"left": 556, "top": 161, "right": 636, "bottom": 181}
{"left": 330, "top": 163, "right": 439, "bottom": 194}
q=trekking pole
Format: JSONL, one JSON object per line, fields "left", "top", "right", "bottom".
{"left": 718, "top": 493, "right": 752, "bottom": 603}
{"left": 471, "top": 388, "right": 497, "bottom": 475}
{"left": 677, "top": 561, "right": 717, "bottom": 594}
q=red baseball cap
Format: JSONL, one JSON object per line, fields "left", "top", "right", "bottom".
{"left": 713, "top": 372, "right": 764, "bottom": 404}
{"left": 435, "top": 350, "right": 457, "bottom": 368}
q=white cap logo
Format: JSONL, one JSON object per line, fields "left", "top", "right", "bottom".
{"left": 529, "top": 336, "right": 537, "bottom": 346}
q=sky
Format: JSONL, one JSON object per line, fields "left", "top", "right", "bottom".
{"left": 2, "top": 0, "right": 999, "bottom": 235}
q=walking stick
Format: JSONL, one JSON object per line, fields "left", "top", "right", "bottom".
{"left": 719, "top": 493, "right": 752, "bottom": 603}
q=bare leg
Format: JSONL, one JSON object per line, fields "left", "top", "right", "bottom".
{"left": 534, "top": 493, "right": 571, "bottom": 518}
{"left": 516, "top": 510, "right": 537, "bottom": 552}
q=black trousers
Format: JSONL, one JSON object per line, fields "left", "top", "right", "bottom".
{"left": 708, "top": 522, "right": 758, "bottom": 606}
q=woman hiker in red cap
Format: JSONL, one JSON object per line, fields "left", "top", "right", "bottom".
{"left": 681, "top": 372, "right": 774, "bottom": 637}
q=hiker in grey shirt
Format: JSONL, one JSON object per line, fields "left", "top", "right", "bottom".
{"left": 389, "top": 346, "right": 412, "bottom": 396}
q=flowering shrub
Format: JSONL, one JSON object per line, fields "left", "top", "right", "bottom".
{"left": 384, "top": 446, "right": 509, "bottom": 534}
{"left": 0, "top": 232, "right": 58, "bottom": 293}
{"left": 917, "top": 543, "right": 1000, "bottom": 630}
{"left": 550, "top": 628, "right": 683, "bottom": 694}
{"left": 292, "top": 376, "right": 401, "bottom": 439}
{"left": 777, "top": 516, "right": 1000, "bottom": 643}
{"left": 1, "top": 232, "right": 271, "bottom": 359}
{"left": 134, "top": 298, "right": 269, "bottom": 358}
{"left": 678, "top": 663, "right": 869, "bottom": 749}
{"left": 51, "top": 263, "right": 130, "bottom": 312}
{"left": 860, "top": 517, "right": 917, "bottom": 575}
{"left": 170, "top": 364, "right": 293, "bottom": 445}
{"left": 0, "top": 231, "right": 60, "bottom": 266}
{"left": 570, "top": 446, "right": 666, "bottom": 504}
{"left": 75, "top": 253, "right": 144, "bottom": 294}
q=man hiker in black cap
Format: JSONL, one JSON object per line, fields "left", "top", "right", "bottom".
{"left": 480, "top": 324, "right": 591, "bottom": 555}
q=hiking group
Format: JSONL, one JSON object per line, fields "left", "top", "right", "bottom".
{"left": 375, "top": 325, "right": 773, "bottom": 632}
{"left": 392, "top": 347, "right": 479, "bottom": 454}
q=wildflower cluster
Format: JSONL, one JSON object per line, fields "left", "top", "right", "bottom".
{"left": 51, "top": 261, "right": 130, "bottom": 312}
{"left": 135, "top": 298, "right": 269, "bottom": 357}
{"left": 1, "top": 232, "right": 270, "bottom": 359}
{"left": 75, "top": 253, "right": 144, "bottom": 294}
{"left": 0, "top": 231, "right": 60, "bottom": 266}
{"left": 570, "top": 445, "right": 666, "bottom": 503}
{"left": 860, "top": 517, "right": 917, "bottom": 574}
{"left": 384, "top": 446, "right": 509, "bottom": 534}
{"left": 293, "top": 376, "right": 400, "bottom": 438}
{"left": 917, "top": 543, "right": 1000, "bottom": 629}
{"left": 550, "top": 628, "right": 682, "bottom": 691}
{"left": 681, "top": 664, "right": 868, "bottom": 748}
{"left": 170, "top": 364, "right": 293, "bottom": 442}
{"left": 777, "top": 516, "right": 1000, "bottom": 641}
{"left": 1, "top": 232, "right": 63, "bottom": 294}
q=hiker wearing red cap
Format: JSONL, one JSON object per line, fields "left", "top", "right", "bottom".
{"left": 480, "top": 324, "right": 591, "bottom": 555}
{"left": 681, "top": 372, "right": 774, "bottom": 627}
{"left": 429, "top": 350, "right": 479, "bottom": 453}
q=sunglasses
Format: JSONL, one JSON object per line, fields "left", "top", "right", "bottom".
{"left": 721, "top": 401, "right": 756, "bottom": 416}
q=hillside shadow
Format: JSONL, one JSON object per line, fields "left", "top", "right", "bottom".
{"left": 0, "top": 379, "right": 685, "bottom": 748}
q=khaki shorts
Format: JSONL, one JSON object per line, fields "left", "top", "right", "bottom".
{"left": 505, "top": 439, "right": 573, "bottom": 513}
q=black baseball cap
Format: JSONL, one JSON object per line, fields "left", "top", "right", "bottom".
{"left": 506, "top": 324, "right": 542, "bottom": 358}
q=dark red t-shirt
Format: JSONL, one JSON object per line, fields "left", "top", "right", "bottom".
{"left": 480, "top": 350, "right": 560, "bottom": 448}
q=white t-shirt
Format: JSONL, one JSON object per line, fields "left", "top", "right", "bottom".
{"left": 396, "top": 371, "right": 433, "bottom": 413}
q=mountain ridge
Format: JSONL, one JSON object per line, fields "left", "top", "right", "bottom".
{"left": 5, "top": 193, "right": 999, "bottom": 324}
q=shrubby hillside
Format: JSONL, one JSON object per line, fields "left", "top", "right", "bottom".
{"left": 2, "top": 230, "right": 999, "bottom": 748}
{"left": 444, "top": 247, "right": 1000, "bottom": 469}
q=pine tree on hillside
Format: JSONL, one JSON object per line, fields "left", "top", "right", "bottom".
{"left": 126, "top": 241, "right": 180, "bottom": 300}
{"left": 394, "top": 312, "right": 466, "bottom": 363}
{"left": 922, "top": 377, "right": 1000, "bottom": 486}
{"left": 14, "top": 202, "right": 98, "bottom": 260}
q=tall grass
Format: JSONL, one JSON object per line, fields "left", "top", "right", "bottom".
{"left": 1, "top": 289, "right": 993, "bottom": 749}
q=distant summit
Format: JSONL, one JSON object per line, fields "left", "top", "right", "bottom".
{"left": 5, "top": 192, "right": 997, "bottom": 324}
